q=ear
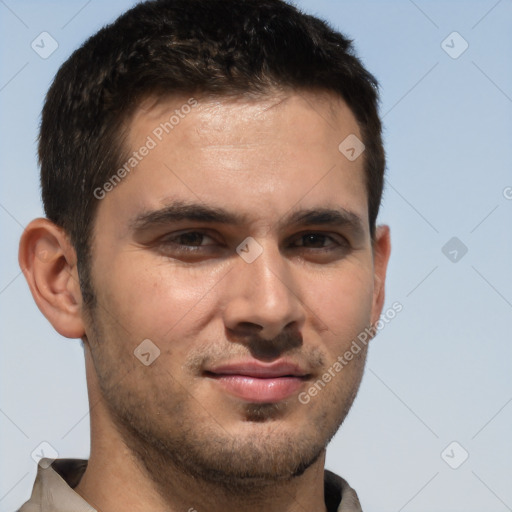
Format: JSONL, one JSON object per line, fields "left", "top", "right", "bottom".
{"left": 370, "top": 224, "right": 391, "bottom": 326}
{"left": 18, "top": 218, "right": 86, "bottom": 339}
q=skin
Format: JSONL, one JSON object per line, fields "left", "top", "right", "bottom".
{"left": 19, "top": 90, "right": 391, "bottom": 512}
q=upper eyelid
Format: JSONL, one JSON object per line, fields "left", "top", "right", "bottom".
{"left": 160, "top": 230, "right": 218, "bottom": 243}
{"left": 287, "top": 230, "right": 345, "bottom": 240}
{"left": 288, "top": 232, "right": 340, "bottom": 243}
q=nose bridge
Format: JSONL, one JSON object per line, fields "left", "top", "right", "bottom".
{"left": 250, "top": 242, "right": 291, "bottom": 305}
{"left": 224, "top": 238, "right": 305, "bottom": 338}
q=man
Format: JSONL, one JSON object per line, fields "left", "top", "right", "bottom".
{"left": 17, "top": 0, "right": 390, "bottom": 510}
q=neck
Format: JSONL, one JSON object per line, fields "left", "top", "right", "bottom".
{"left": 75, "top": 428, "right": 325, "bottom": 512}
{"left": 76, "top": 441, "right": 327, "bottom": 512}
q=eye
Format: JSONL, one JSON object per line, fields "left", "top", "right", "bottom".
{"left": 291, "top": 232, "right": 346, "bottom": 250}
{"left": 158, "top": 230, "right": 219, "bottom": 253}
{"left": 166, "top": 231, "right": 212, "bottom": 247}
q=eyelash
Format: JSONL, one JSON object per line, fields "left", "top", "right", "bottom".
{"left": 158, "top": 230, "right": 348, "bottom": 254}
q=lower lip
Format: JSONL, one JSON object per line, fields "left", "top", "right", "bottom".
{"left": 209, "top": 374, "right": 306, "bottom": 403}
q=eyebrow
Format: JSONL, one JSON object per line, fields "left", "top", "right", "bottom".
{"left": 129, "top": 199, "right": 366, "bottom": 237}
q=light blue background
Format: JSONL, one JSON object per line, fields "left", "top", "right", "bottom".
{"left": 1, "top": 1, "right": 511, "bottom": 511}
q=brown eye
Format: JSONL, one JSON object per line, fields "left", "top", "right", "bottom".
{"left": 175, "top": 232, "right": 207, "bottom": 246}
{"left": 160, "top": 231, "right": 216, "bottom": 247}
{"left": 158, "top": 231, "right": 220, "bottom": 257}
{"left": 292, "top": 233, "right": 340, "bottom": 249}
{"left": 300, "top": 234, "right": 331, "bottom": 248}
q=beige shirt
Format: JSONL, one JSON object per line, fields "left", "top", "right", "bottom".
{"left": 18, "top": 459, "right": 363, "bottom": 512}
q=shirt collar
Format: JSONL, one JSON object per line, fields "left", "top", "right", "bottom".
{"left": 324, "top": 469, "right": 363, "bottom": 512}
{"left": 19, "top": 459, "right": 363, "bottom": 512}
{"left": 19, "top": 459, "right": 96, "bottom": 512}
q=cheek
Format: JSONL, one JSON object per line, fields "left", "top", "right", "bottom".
{"left": 97, "top": 252, "right": 228, "bottom": 342}
{"left": 305, "top": 264, "right": 374, "bottom": 353}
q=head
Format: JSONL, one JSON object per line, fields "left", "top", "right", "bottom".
{"left": 20, "top": 0, "right": 390, "bottom": 496}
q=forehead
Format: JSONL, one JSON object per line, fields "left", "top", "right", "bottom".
{"left": 130, "top": 90, "right": 360, "bottom": 150}
{"left": 95, "top": 90, "right": 369, "bottom": 239}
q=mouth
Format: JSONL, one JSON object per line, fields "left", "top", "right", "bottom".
{"left": 203, "top": 360, "right": 311, "bottom": 403}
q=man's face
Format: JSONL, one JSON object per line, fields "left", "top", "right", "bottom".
{"left": 84, "top": 91, "right": 385, "bottom": 487}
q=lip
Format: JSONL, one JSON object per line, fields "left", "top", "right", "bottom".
{"left": 204, "top": 360, "right": 310, "bottom": 403}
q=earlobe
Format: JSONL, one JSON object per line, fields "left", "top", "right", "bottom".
{"left": 371, "top": 225, "right": 391, "bottom": 326}
{"left": 18, "top": 218, "right": 86, "bottom": 339}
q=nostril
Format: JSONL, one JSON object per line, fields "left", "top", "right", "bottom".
{"left": 227, "top": 323, "right": 262, "bottom": 338}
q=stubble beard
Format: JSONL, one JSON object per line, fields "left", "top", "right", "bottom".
{"left": 98, "top": 370, "right": 364, "bottom": 499}
{"left": 85, "top": 308, "right": 366, "bottom": 499}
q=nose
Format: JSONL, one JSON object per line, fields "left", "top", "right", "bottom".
{"left": 222, "top": 240, "right": 306, "bottom": 343}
